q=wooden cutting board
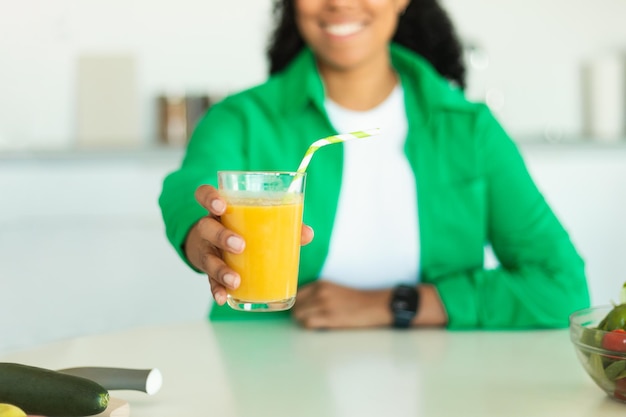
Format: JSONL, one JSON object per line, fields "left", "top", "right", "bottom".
{"left": 93, "top": 397, "right": 130, "bottom": 417}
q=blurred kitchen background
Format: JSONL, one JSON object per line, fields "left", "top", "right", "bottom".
{"left": 1, "top": 0, "right": 625, "bottom": 353}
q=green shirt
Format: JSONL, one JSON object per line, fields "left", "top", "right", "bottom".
{"left": 159, "top": 43, "right": 589, "bottom": 329}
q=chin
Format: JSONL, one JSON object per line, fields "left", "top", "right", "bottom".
{"left": 317, "top": 49, "right": 370, "bottom": 72}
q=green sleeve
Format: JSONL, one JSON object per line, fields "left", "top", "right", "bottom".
{"left": 435, "top": 108, "right": 590, "bottom": 329}
{"left": 158, "top": 99, "right": 247, "bottom": 270}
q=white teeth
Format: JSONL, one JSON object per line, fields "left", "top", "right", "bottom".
{"left": 324, "top": 22, "right": 364, "bottom": 37}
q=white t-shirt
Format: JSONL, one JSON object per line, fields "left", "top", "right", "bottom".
{"left": 320, "top": 84, "right": 420, "bottom": 289}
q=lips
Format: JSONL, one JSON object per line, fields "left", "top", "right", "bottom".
{"left": 323, "top": 22, "right": 365, "bottom": 37}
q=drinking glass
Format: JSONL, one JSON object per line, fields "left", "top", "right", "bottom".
{"left": 218, "top": 171, "right": 306, "bottom": 312}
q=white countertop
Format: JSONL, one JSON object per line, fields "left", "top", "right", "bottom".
{"left": 1, "top": 320, "right": 623, "bottom": 417}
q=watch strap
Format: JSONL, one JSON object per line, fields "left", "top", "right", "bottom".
{"left": 390, "top": 285, "right": 419, "bottom": 329}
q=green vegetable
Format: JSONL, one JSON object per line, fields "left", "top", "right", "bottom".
{"left": 581, "top": 327, "right": 603, "bottom": 349}
{"left": 577, "top": 283, "right": 626, "bottom": 401}
{"left": 604, "top": 360, "right": 626, "bottom": 380}
{"left": 586, "top": 354, "right": 616, "bottom": 393}
{"left": 0, "top": 362, "right": 109, "bottom": 417}
{"left": 599, "top": 304, "right": 626, "bottom": 331}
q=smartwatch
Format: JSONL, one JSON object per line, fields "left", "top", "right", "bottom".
{"left": 390, "top": 285, "right": 420, "bottom": 329}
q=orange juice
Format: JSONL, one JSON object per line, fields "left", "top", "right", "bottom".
{"left": 221, "top": 195, "right": 304, "bottom": 305}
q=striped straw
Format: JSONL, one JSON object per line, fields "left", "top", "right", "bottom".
{"left": 296, "top": 128, "right": 381, "bottom": 174}
{"left": 287, "top": 128, "right": 381, "bottom": 193}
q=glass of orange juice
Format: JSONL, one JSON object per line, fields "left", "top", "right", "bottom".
{"left": 218, "top": 171, "right": 306, "bottom": 312}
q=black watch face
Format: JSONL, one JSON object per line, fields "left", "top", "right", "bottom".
{"left": 392, "top": 299, "right": 411, "bottom": 311}
{"left": 391, "top": 286, "right": 418, "bottom": 328}
{"left": 392, "top": 286, "right": 418, "bottom": 314}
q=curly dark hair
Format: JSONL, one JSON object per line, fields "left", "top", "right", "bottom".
{"left": 267, "top": 0, "right": 466, "bottom": 89}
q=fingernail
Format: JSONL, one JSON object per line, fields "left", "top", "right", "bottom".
{"left": 227, "top": 236, "right": 245, "bottom": 252}
{"left": 223, "top": 273, "right": 240, "bottom": 289}
{"left": 215, "top": 293, "right": 226, "bottom": 305}
{"left": 211, "top": 199, "right": 225, "bottom": 213}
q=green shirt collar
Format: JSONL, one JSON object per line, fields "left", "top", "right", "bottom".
{"left": 276, "top": 43, "right": 465, "bottom": 121}
{"left": 278, "top": 47, "right": 326, "bottom": 116}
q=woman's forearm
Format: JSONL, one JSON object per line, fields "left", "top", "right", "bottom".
{"left": 412, "top": 284, "right": 448, "bottom": 327}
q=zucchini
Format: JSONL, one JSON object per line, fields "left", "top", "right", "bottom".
{"left": 0, "top": 362, "right": 109, "bottom": 416}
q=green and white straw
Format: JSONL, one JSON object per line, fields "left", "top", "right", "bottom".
{"left": 288, "top": 128, "right": 381, "bottom": 192}
{"left": 296, "top": 128, "right": 381, "bottom": 174}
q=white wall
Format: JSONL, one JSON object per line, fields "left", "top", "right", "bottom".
{"left": 443, "top": 0, "right": 626, "bottom": 138}
{"left": 1, "top": 0, "right": 625, "bottom": 150}
{"left": 0, "top": 0, "right": 272, "bottom": 150}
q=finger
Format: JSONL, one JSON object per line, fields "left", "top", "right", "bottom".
{"left": 293, "top": 284, "right": 323, "bottom": 318}
{"left": 297, "top": 306, "right": 347, "bottom": 330}
{"left": 195, "top": 184, "right": 226, "bottom": 216}
{"left": 195, "top": 216, "right": 245, "bottom": 254}
{"left": 299, "top": 311, "right": 330, "bottom": 330}
{"left": 293, "top": 302, "right": 326, "bottom": 322}
{"left": 301, "top": 224, "right": 314, "bottom": 246}
{"left": 295, "top": 281, "right": 318, "bottom": 303}
{"left": 208, "top": 276, "right": 228, "bottom": 305}
{"left": 304, "top": 319, "right": 330, "bottom": 330}
{"left": 201, "top": 251, "right": 241, "bottom": 291}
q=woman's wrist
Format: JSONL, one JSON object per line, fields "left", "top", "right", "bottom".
{"left": 384, "top": 284, "right": 447, "bottom": 328}
{"left": 371, "top": 289, "right": 394, "bottom": 326}
{"left": 413, "top": 284, "right": 448, "bottom": 327}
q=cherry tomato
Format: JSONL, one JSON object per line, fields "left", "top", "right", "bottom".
{"left": 602, "top": 329, "right": 626, "bottom": 352}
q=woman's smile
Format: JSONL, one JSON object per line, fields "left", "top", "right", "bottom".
{"left": 322, "top": 21, "right": 366, "bottom": 38}
{"left": 296, "top": 0, "right": 408, "bottom": 73}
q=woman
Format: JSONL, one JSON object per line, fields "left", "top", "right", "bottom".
{"left": 159, "top": 0, "right": 589, "bottom": 329}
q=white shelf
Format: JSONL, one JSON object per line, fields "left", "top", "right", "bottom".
{"left": 0, "top": 144, "right": 185, "bottom": 164}
{"left": 2, "top": 137, "right": 626, "bottom": 162}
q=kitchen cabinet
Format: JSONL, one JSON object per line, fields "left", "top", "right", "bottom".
{"left": 0, "top": 148, "right": 207, "bottom": 353}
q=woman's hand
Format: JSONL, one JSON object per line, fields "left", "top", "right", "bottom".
{"left": 293, "top": 282, "right": 448, "bottom": 329}
{"left": 292, "top": 281, "right": 393, "bottom": 329}
{"left": 185, "top": 184, "right": 314, "bottom": 306}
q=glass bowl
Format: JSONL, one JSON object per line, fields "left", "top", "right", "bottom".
{"left": 570, "top": 305, "right": 626, "bottom": 402}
